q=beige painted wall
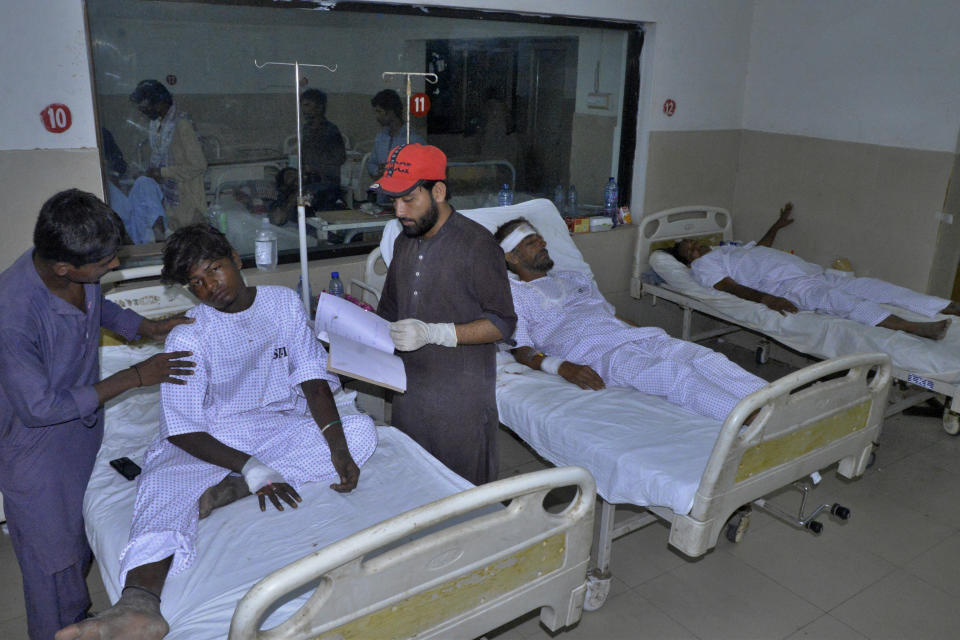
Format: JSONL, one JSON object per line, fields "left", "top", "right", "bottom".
{"left": 642, "top": 130, "right": 742, "bottom": 214}
{"left": 927, "top": 129, "right": 960, "bottom": 298}
{"left": 733, "top": 130, "right": 952, "bottom": 292}
{"left": 0, "top": 149, "right": 105, "bottom": 272}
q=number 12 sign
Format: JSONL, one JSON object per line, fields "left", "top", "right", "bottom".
{"left": 41, "top": 103, "right": 73, "bottom": 133}
{"left": 410, "top": 92, "right": 431, "bottom": 117}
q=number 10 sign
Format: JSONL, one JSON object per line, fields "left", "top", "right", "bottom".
{"left": 410, "top": 92, "right": 431, "bottom": 117}
{"left": 41, "top": 103, "right": 73, "bottom": 133}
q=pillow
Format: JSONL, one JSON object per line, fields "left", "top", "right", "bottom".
{"left": 379, "top": 198, "right": 593, "bottom": 277}
{"left": 649, "top": 249, "right": 701, "bottom": 290}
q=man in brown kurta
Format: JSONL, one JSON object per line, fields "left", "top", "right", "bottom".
{"left": 374, "top": 144, "right": 516, "bottom": 484}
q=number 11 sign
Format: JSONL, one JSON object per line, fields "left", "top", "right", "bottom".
{"left": 410, "top": 92, "right": 431, "bottom": 117}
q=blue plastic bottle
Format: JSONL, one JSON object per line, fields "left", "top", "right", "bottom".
{"left": 497, "top": 183, "right": 514, "bottom": 207}
{"left": 567, "top": 185, "right": 577, "bottom": 217}
{"left": 553, "top": 185, "right": 565, "bottom": 214}
{"left": 328, "top": 271, "right": 345, "bottom": 298}
{"left": 603, "top": 177, "right": 619, "bottom": 226}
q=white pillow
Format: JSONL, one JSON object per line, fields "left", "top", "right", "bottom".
{"left": 379, "top": 198, "right": 593, "bottom": 277}
{"left": 648, "top": 250, "right": 728, "bottom": 300}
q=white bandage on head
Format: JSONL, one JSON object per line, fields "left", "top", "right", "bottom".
{"left": 499, "top": 223, "right": 538, "bottom": 254}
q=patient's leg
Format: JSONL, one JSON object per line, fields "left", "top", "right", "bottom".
{"left": 878, "top": 315, "right": 950, "bottom": 340}
{"left": 198, "top": 474, "right": 251, "bottom": 519}
{"left": 55, "top": 559, "right": 171, "bottom": 640}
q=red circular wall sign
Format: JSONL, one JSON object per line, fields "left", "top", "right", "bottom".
{"left": 40, "top": 103, "right": 72, "bottom": 133}
{"left": 662, "top": 99, "right": 676, "bottom": 117}
{"left": 410, "top": 92, "right": 431, "bottom": 117}
{"left": 166, "top": 74, "right": 178, "bottom": 85}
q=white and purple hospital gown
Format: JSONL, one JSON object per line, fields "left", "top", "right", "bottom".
{"left": 691, "top": 242, "right": 949, "bottom": 325}
{"left": 118, "top": 286, "right": 377, "bottom": 582}
{"left": 509, "top": 271, "right": 766, "bottom": 422}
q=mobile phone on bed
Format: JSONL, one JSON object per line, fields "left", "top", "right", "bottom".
{"left": 109, "top": 456, "right": 142, "bottom": 481}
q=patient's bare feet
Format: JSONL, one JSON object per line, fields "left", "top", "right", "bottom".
{"left": 879, "top": 315, "right": 951, "bottom": 340}
{"left": 55, "top": 588, "right": 169, "bottom": 640}
{"left": 940, "top": 301, "right": 960, "bottom": 316}
{"left": 198, "top": 474, "right": 251, "bottom": 519}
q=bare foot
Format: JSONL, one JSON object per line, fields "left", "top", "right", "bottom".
{"left": 878, "top": 315, "right": 951, "bottom": 340}
{"left": 198, "top": 474, "right": 251, "bottom": 519}
{"left": 55, "top": 589, "right": 169, "bottom": 639}
{"left": 941, "top": 301, "right": 960, "bottom": 316}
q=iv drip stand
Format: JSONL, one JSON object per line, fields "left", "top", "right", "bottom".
{"left": 380, "top": 71, "right": 438, "bottom": 144}
{"left": 254, "top": 59, "right": 337, "bottom": 314}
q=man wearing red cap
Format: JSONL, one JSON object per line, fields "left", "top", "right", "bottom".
{"left": 373, "top": 144, "right": 516, "bottom": 484}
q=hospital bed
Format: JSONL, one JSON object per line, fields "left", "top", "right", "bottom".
{"left": 355, "top": 199, "right": 892, "bottom": 609}
{"left": 630, "top": 205, "right": 960, "bottom": 434}
{"left": 89, "top": 272, "right": 596, "bottom": 639}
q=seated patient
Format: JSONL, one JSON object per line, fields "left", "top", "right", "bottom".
{"left": 670, "top": 203, "right": 958, "bottom": 340}
{"left": 57, "top": 224, "right": 378, "bottom": 640}
{"left": 494, "top": 218, "right": 767, "bottom": 423}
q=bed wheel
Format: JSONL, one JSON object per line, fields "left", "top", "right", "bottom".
{"left": 807, "top": 520, "right": 824, "bottom": 534}
{"left": 831, "top": 504, "right": 851, "bottom": 520}
{"left": 725, "top": 510, "right": 752, "bottom": 543}
{"left": 942, "top": 407, "right": 960, "bottom": 436}
{"left": 584, "top": 569, "right": 612, "bottom": 611}
{"left": 867, "top": 451, "right": 877, "bottom": 468}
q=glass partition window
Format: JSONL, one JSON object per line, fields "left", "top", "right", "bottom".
{"left": 86, "top": 0, "right": 638, "bottom": 267}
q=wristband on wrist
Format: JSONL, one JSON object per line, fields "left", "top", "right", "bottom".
{"left": 321, "top": 419, "right": 341, "bottom": 433}
{"left": 539, "top": 356, "right": 563, "bottom": 375}
{"left": 131, "top": 364, "right": 143, "bottom": 387}
{"left": 122, "top": 585, "right": 161, "bottom": 602}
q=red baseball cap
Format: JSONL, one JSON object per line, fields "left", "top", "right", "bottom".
{"left": 372, "top": 143, "right": 447, "bottom": 197}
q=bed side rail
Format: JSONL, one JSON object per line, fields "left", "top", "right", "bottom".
{"left": 670, "top": 352, "right": 890, "bottom": 556}
{"left": 229, "top": 466, "right": 595, "bottom": 640}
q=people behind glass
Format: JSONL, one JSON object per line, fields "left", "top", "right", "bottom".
{"left": 130, "top": 79, "right": 208, "bottom": 231}
{"left": 298, "top": 88, "right": 346, "bottom": 214}
{"left": 101, "top": 127, "right": 167, "bottom": 244}
{"left": 367, "top": 89, "right": 425, "bottom": 179}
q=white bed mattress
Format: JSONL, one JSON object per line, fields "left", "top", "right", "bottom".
{"left": 649, "top": 251, "right": 960, "bottom": 385}
{"left": 87, "top": 344, "right": 473, "bottom": 639}
{"left": 496, "top": 354, "right": 722, "bottom": 514}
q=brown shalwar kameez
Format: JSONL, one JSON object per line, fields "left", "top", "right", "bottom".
{"left": 378, "top": 211, "right": 516, "bottom": 484}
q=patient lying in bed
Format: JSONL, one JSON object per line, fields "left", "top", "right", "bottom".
{"left": 57, "top": 225, "right": 378, "bottom": 640}
{"left": 670, "top": 203, "right": 958, "bottom": 340}
{"left": 494, "top": 218, "right": 767, "bottom": 422}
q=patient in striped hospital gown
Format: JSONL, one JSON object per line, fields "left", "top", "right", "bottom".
{"left": 57, "top": 225, "right": 377, "bottom": 640}
{"left": 493, "top": 218, "right": 768, "bottom": 423}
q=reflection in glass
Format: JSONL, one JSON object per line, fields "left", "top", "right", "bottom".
{"left": 86, "top": 0, "right": 636, "bottom": 266}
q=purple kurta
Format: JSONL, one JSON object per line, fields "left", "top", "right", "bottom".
{"left": 0, "top": 249, "right": 142, "bottom": 637}
{"left": 378, "top": 211, "right": 516, "bottom": 485}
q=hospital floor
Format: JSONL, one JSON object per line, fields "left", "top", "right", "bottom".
{"left": 2, "top": 350, "right": 960, "bottom": 638}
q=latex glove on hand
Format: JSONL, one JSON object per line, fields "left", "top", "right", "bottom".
{"left": 389, "top": 318, "right": 457, "bottom": 351}
{"left": 241, "top": 456, "right": 284, "bottom": 493}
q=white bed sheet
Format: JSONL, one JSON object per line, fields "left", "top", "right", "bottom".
{"left": 87, "top": 344, "right": 473, "bottom": 639}
{"left": 496, "top": 354, "right": 721, "bottom": 513}
{"left": 649, "top": 250, "right": 960, "bottom": 384}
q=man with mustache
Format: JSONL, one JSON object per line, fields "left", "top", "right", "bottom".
{"left": 374, "top": 144, "right": 516, "bottom": 485}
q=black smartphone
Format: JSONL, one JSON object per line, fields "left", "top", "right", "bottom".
{"left": 109, "top": 456, "right": 142, "bottom": 481}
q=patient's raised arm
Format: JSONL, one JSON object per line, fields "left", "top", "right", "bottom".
{"left": 757, "top": 201, "right": 794, "bottom": 247}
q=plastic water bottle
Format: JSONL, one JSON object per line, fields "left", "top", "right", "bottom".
{"left": 497, "top": 183, "right": 514, "bottom": 207}
{"left": 254, "top": 217, "right": 278, "bottom": 271}
{"left": 553, "top": 184, "right": 565, "bottom": 214}
{"left": 603, "top": 177, "right": 619, "bottom": 226}
{"left": 328, "top": 271, "right": 345, "bottom": 298}
{"left": 567, "top": 185, "right": 577, "bottom": 217}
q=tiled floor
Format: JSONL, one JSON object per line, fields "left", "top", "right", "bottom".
{"left": 3, "top": 347, "right": 960, "bottom": 639}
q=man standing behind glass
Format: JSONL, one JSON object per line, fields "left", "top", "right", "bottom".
{"left": 130, "top": 79, "right": 208, "bottom": 231}
{"left": 299, "top": 88, "right": 346, "bottom": 213}
{"left": 375, "top": 144, "right": 516, "bottom": 485}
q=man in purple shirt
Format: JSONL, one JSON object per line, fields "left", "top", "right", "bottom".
{"left": 0, "top": 189, "right": 194, "bottom": 640}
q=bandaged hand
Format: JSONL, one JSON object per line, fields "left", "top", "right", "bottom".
{"left": 241, "top": 456, "right": 284, "bottom": 493}
{"left": 389, "top": 318, "right": 458, "bottom": 351}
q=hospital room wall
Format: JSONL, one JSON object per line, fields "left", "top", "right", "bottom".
{"left": 729, "top": 1, "right": 960, "bottom": 295}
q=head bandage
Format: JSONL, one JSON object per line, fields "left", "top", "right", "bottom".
{"left": 499, "top": 223, "right": 538, "bottom": 253}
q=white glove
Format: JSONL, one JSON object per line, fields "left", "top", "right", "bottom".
{"left": 241, "top": 456, "right": 284, "bottom": 493}
{"left": 389, "top": 318, "right": 458, "bottom": 351}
